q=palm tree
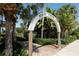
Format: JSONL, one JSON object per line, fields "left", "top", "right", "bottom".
{"left": 0, "top": 3, "right": 23, "bottom": 56}
{"left": 20, "top": 3, "right": 43, "bottom": 38}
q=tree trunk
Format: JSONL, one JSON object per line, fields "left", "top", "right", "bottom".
{"left": 61, "top": 27, "right": 66, "bottom": 38}
{"left": 0, "top": 26, "right": 1, "bottom": 33}
{"left": 5, "top": 20, "right": 13, "bottom": 56}
{"left": 12, "top": 21, "right": 16, "bottom": 41}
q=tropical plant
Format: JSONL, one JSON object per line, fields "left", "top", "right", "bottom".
{"left": 63, "top": 35, "right": 77, "bottom": 44}
{"left": 71, "top": 27, "right": 79, "bottom": 39}
{"left": 20, "top": 3, "right": 44, "bottom": 39}
{"left": 33, "top": 38, "right": 57, "bottom": 45}
{"left": 35, "top": 7, "right": 57, "bottom": 38}
{"left": 0, "top": 3, "right": 23, "bottom": 56}
{"left": 57, "top": 4, "right": 77, "bottom": 38}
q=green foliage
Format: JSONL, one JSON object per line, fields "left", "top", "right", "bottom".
{"left": 20, "top": 3, "right": 44, "bottom": 30}
{"left": 57, "top": 4, "right": 77, "bottom": 38}
{"left": 0, "top": 36, "right": 3, "bottom": 42}
{"left": 0, "top": 34, "right": 28, "bottom": 56}
{"left": 63, "top": 35, "right": 77, "bottom": 45}
{"left": 33, "top": 38, "right": 71, "bottom": 45}
{"left": 71, "top": 27, "right": 79, "bottom": 39}
{"left": 19, "top": 48, "right": 28, "bottom": 56}
{"left": 13, "top": 48, "right": 28, "bottom": 56}
{"left": 23, "top": 31, "right": 29, "bottom": 40}
{"left": 0, "top": 33, "right": 4, "bottom": 42}
{"left": 35, "top": 4, "right": 77, "bottom": 39}
{"left": 13, "top": 41, "right": 28, "bottom": 56}
{"left": 33, "top": 38, "right": 57, "bottom": 45}
{"left": 0, "top": 34, "right": 5, "bottom": 55}
{"left": 16, "top": 27, "right": 24, "bottom": 33}
{"left": 35, "top": 17, "right": 57, "bottom": 38}
{"left": 46, "top": 7, "right": 56, "bottom": 16}
{"left": 0, "top": 44, "right": 5, "bottom": 56}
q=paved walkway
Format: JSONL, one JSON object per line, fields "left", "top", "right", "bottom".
{"left": 17, "top": 40, "right": 79, "bottom": 56}
{"left": 17, "top": 41, "right": 66, "bottom": 56}
{"left": 55, "top": 40, "right": 79, "bottom": 56}
{"left": 32, "top": 44, "right": 65, "bottom": 56}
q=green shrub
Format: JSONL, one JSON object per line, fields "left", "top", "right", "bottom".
{"left": 23, "top": 31, "right": 29, "bottom": 40}
{"left": 33, "top": 38, "right": 57, "bottom": 45}
{"left": 13, "top": 48, "right": 28, "bottom": 56}
{"left": 71, "top": 27, "right": 79, "bottom": 39}
{"left": 0, "top": 36, "right": 3, "bottom": 42}
{"left": 63, "top": 35, "right": 77, "bottom": 45}
{"left": 0, "top": 33, "right": 4, "bottom": 42}
{"left": 0, "top": 33, "right": 5, "bottom": 55}
{"left": 19, "top": 48, "right": 28, "bottom": 56}
{"left": 0, "top": 33, "right": 28, "bottom": 56}
{"left": 0, "top": 41, "right": 5, "bottom": 56}
{"left": 13, "top": 41, "right": 28, "bottom": 56}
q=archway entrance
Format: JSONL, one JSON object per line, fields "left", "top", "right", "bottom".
{"left": 28, "top": 12, "right": 61, "bottom": 56}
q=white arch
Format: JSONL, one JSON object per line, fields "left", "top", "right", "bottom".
{"left": 28, "top": 12, "right": 61, "bottom": 56}
{"left": 28, "top": 12, "right": 61, "bottom": 32}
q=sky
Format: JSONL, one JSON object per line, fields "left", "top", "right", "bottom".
{"left": 16, "top": 3, "right": 79, "bottom": 27}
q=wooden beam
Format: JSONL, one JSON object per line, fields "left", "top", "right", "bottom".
{"left": 28, "top": 31, "right": 33, "bottom": 56}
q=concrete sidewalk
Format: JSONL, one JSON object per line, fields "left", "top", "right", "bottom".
{"left": 32, "top": 44, "right": 65, "bottom": 56}
{"left": 32, "top": 45, "right": 60, "bottom": 56}
{"left": 55, "top": 40, "right": 79, "bottom": 56}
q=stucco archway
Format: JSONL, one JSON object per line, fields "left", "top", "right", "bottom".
{"left": 28, "top": 12, "right": 61, "bottom": 56}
